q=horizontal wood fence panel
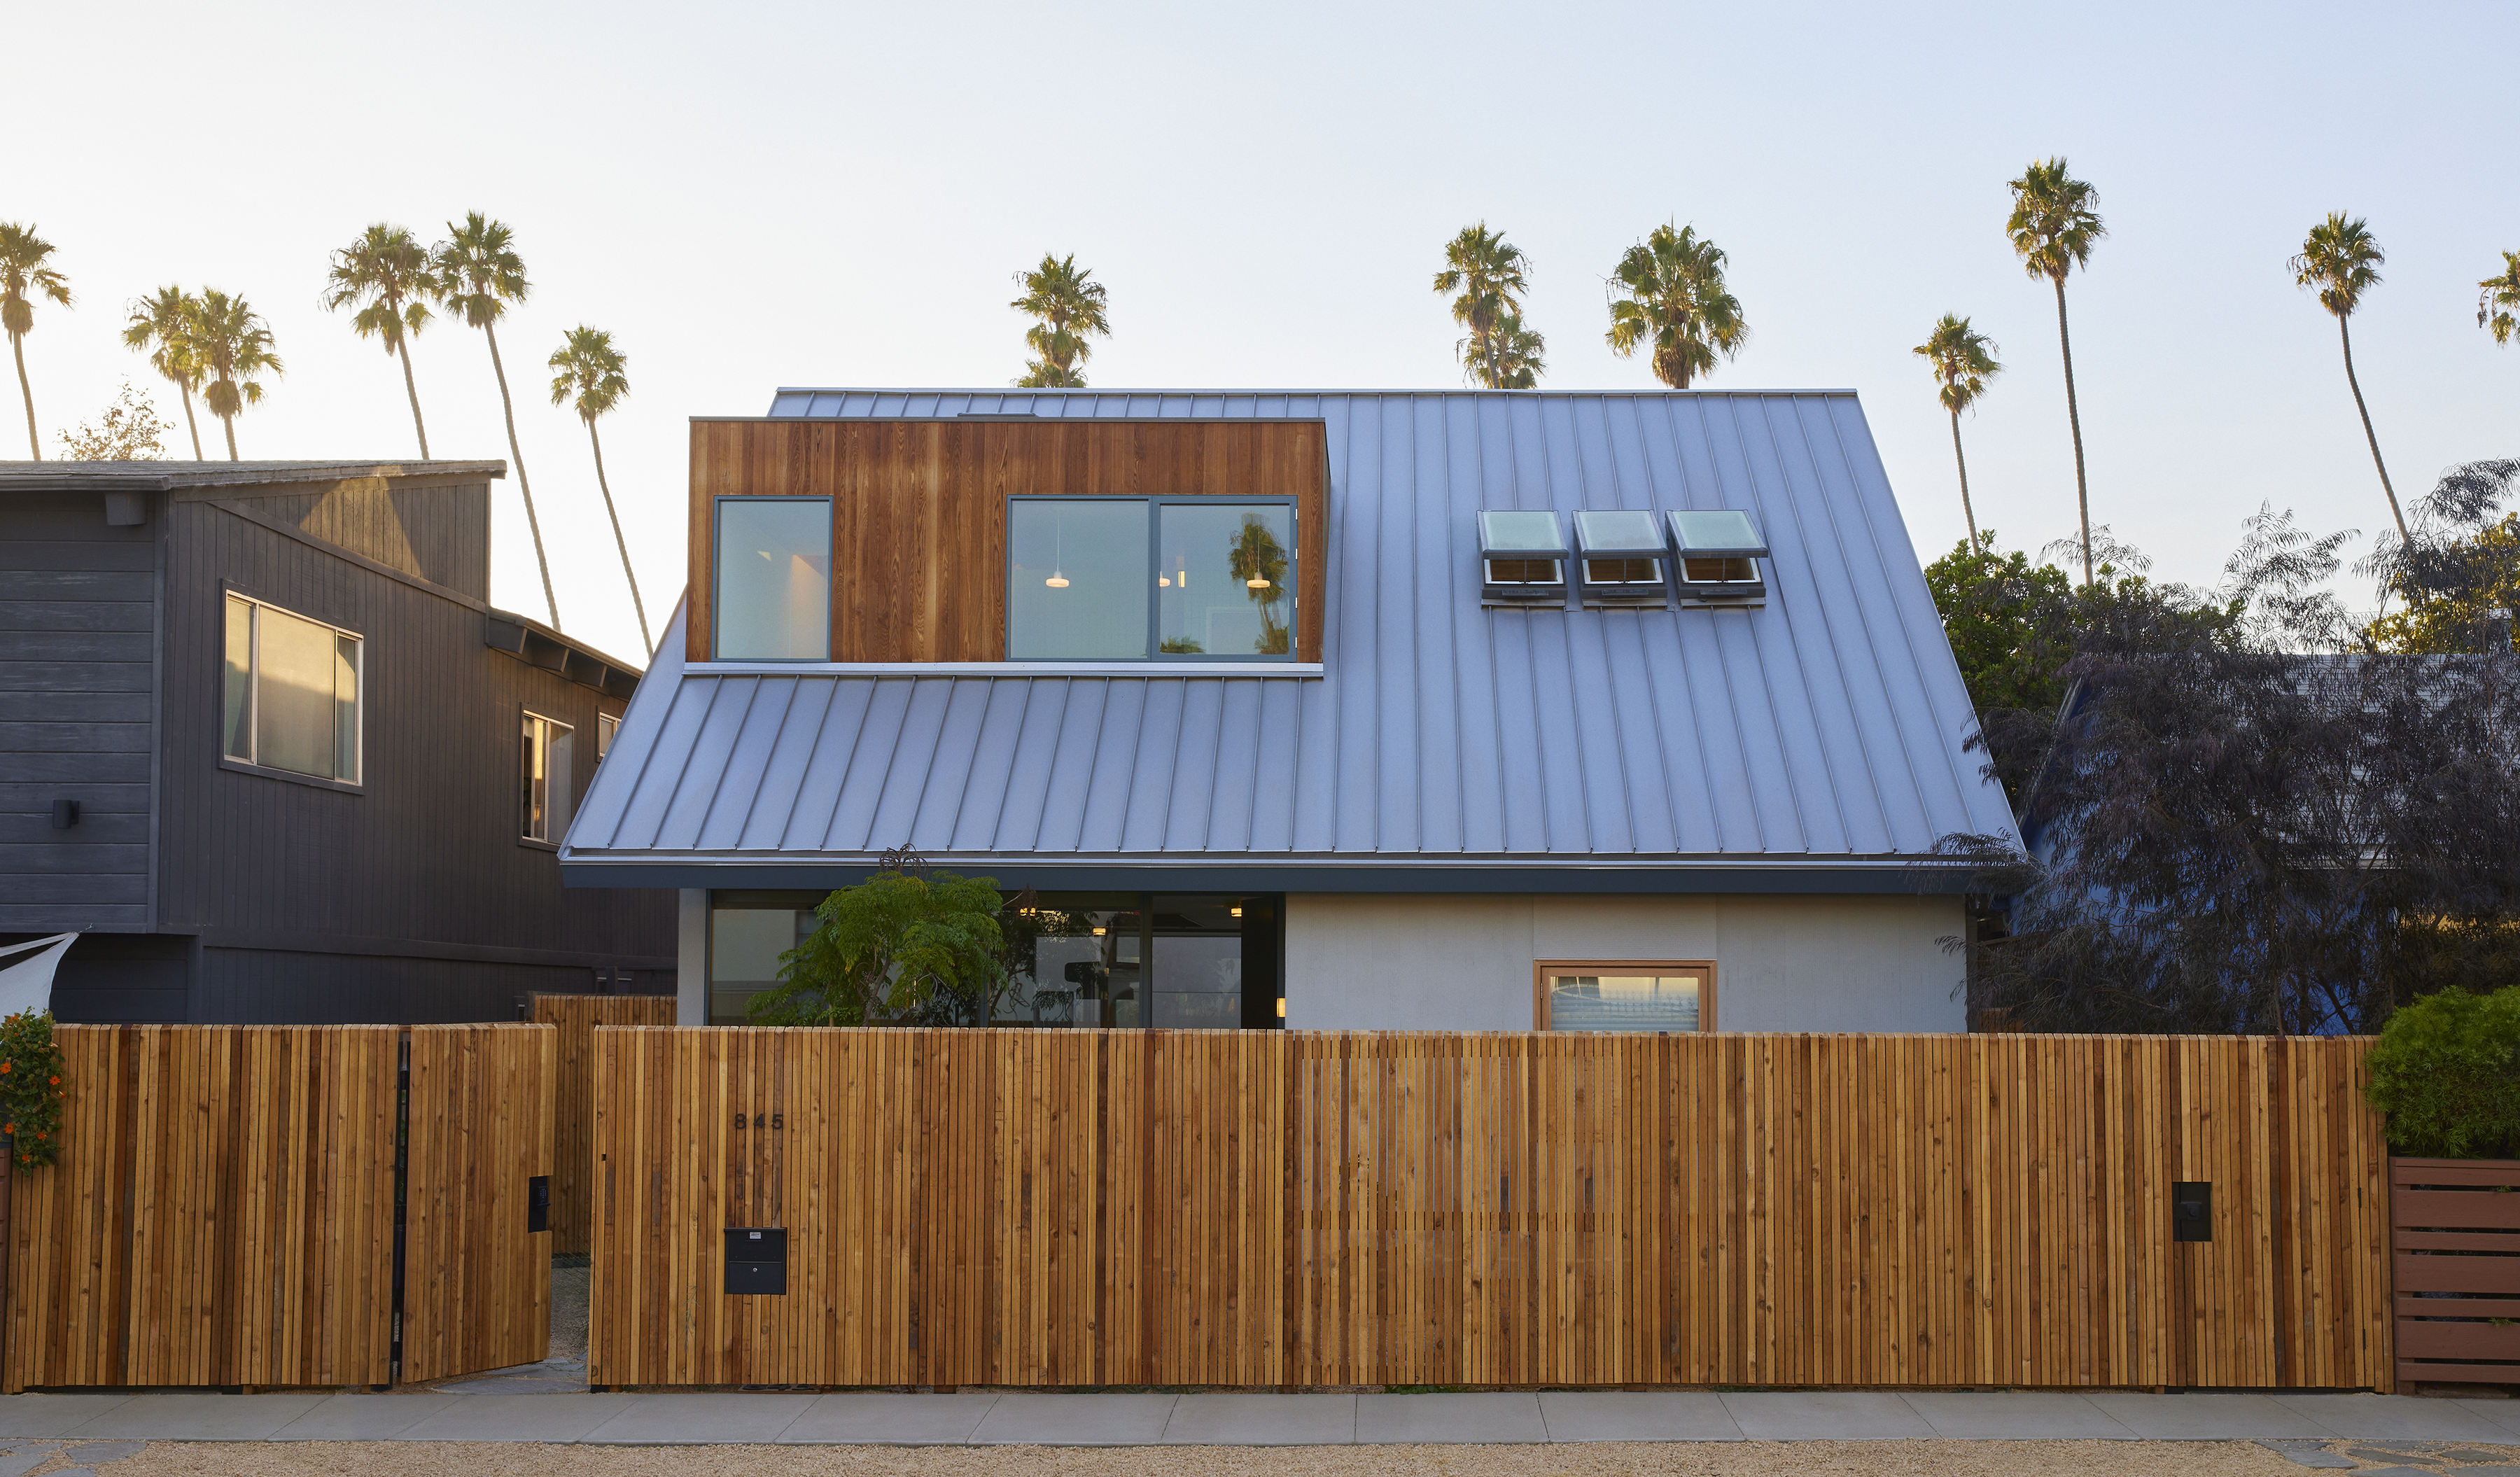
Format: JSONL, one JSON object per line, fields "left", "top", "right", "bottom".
{"left": 5, "top": 1026, "right": 399, "bottom": 1392}
{"left": 2391, "top": 1156, "right": 2520, "bottom": 1387}
{"left": 2389, "top": 1191, "right": 2520, "bottom": 1228}
{"left": 400, "top": 1024, "right": 555, "bottom": 1384}
{"left": 530, "top": 995, "right": 678, "bottom": 1255}
{"left": 589, "top": 1030, "right": 2390, "bottom": 1392}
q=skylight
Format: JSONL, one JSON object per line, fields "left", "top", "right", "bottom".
{"left": 1478, "top": 510, "right": 1568, "bottom": 604}
{"left": 1667, "top": 510, "right": 1769, "bottom": 602}
{"left": 1572, "top": 510, "right": 1667, "bottom": 606}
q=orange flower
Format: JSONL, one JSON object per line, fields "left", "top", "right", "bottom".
{"left": 48, "top": 1076, "right": 58, "bottom": 1085}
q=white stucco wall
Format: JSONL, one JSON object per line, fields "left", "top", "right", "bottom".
{"left": 1282, "top": 892, "right": 1965, "bottom": 1033}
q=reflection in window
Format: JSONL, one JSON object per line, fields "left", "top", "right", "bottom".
{"left": 1543, "top": 971, "right": 1704, "bottom": 1032}
{"left": 222, "top": 593, "right": 361, "bottom": 783}
{"left": 715, "top": 498, "right": 831, "bottom": 659}
{"left": 521, "top": 710, "right": 575, "bottom": 842}
{"left": 708, "top": 899, "right": 820, "bottom": 1024}
{"left": 1158, "top": 503, "right": 1293, "bottom": 657}
{"left": 1008, "top": 500, "right": 1152, "bottom": 659}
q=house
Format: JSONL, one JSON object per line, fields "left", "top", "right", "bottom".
{"left": 1, "top": 459, "right": 678, "bottom": 1023}
{"left": 563, "top": 391, "right": 2020, "bottom": 1032}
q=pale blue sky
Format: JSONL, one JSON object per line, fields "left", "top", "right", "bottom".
{"left": 16, "top": 0, "right": 2517, "bottom": 663}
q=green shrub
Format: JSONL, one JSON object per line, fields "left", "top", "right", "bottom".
{"left": 0, "top": 1010, "right": 68, "bottom": 1169}
{"left": 747, "top": 870, "right": 1006, "bottom": 1027}
{"left": 2364, "top": 986, "right": 2520, "bottom": 1158}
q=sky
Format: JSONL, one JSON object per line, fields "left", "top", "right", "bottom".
{"left": 12, "top": 0, "right": 2518, "bottom": 666}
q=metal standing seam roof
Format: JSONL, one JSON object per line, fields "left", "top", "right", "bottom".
{"left": 564, "top": 390, "right": 2019, "bottom": 887}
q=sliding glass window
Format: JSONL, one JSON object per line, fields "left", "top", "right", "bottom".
{"left": 1008, "top": 498, "right": 1296, "bottom": 661}
{"left": 222, "top": 593, "right": 362, "bottom": 783}
{"left": 715, "top": 498, "right": 832, "bottom": 659}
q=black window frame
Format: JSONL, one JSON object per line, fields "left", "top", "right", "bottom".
{"left": 1005, "top": 495, "right": 1300, "bottom": 663}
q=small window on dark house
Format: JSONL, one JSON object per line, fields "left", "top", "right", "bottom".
{"left": 1478, "top": 510, "right": 1568, "bottom": 603}
{"left": 521, "top": 711, "right": 575, "bottom": 843}
{"left": 596, "top": 712, "right": 620, "bottom": 763}
{"left": 714, "top": 498, "right": 832, "bottom": 659}
{"left": 1667, "top": 510, "right": 1770, "bottom": 601}
{"left": 222, "top": 592, "right": 363, "bottom": 783}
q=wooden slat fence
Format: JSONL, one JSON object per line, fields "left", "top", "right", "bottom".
{"left": 4, "top": 1023, "right": 553, "bottom": 1392}
{"left": 588, "top": 1030, "right": 2393, "bottom": 1392}
{"left": 531, "top": 994, "right": 678, "bottom": 1256}
{"left": 400, "top": 1024, "right": 556, "bottom": 1382}
{"left": 2390, "top": 1156, "right": 2520, "bottom": 1387}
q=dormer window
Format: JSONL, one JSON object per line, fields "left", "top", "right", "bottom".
{"left": 1478, "top": 510, "right": 1568, "bottom": 604}
{"left": 1668, "top": 510, "right": 1769, "bottom": 602}
{"left": 1572, "top": 510, "right": 1668, "bottom": 607}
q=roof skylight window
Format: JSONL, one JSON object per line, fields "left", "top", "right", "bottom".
{"left": 1572, "top": 510, "right": 1668, "bottom": 607}
{"left": 1478, "top": 510, "right": 1568, "bottom": 604}
{"left": 1667, "top": 510, "right": 1769, "bottom": 602}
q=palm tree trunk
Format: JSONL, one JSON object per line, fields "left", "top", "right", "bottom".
{"left": 397, "top": 342, "right": 431, "bottom": 460}
{"left": 1949, "top": 408, "right": 1982, "bottom": 554}
{"left": 2050, "top": 274, "right": 2093, "bottom": 587}
{"left": 587, "top": 417, "right": 652, "bottom": 655}
{"left": 177, "top": 384, "right": 203, "bottom": 460}
{"left": 2337, "top": 316, "right": 2407, "bottom": 542}
{"left": 11, "top": 332, "right": 38, "bottom": 459}
{"left": 221, "top": 409, "right": 238, "bottom": 461}
{"left": 482, "top": 322, "right": 561, "bottom": 629}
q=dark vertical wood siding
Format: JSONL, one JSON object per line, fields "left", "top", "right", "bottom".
{"left": 208, "top": 479, "right": 491, "bottom": 599}
{"left": 0, "top": 493, "right": 156, "bottom": 931}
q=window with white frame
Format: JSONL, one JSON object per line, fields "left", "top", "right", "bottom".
{"left": 521, "top": 710, "right": 575, "bottom": 843}
{"left": 596, "top": 712, "right": 620, "bottom": 762}
{"left": 222, "top": 593, "right": 363, "bottom": 784}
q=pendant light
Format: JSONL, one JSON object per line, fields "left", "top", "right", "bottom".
{"left": 1045, "top": 516, "right": 1069, "bottom": 589}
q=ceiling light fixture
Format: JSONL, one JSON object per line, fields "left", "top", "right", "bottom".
{"left": 1046, "top": 518, "right": 1070, "bottom": 588}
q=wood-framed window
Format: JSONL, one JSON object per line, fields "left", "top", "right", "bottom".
{"left": 520, "top": 709, "right": 575, "bottom": 846}
{"left": 221, "top": 591, "right": 363, "bottom": 786}
{"left": 1532, "top": 960, "right": 1714, "bottom": 1032}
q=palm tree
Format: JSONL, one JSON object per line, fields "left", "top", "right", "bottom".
{"left": 321, "top": 224, "right": 437, "bottom": 458}
{"left": 189, "top": 289, "right": 282, "bottom": 460}
{"left": 0, "top": 223, "right": 71, "bottom": 458}
{"left": 2479, "top": 251, "right": 2520, "bottom": 346}
{"left": 1433, "top": 223, "right": 1536, "bottom": 388}
{"left": 2292, "top": 213, "right": 2404, "bottom": 542}
{"left": 122, "top": 285, "right": 206, "bottom": 460}
{"left": 1604, "top": 222, "right": 1746, "bottom": 388}
{"left": 2005, "top": 158, "right": 2106, "bottom": 585}
{"left": 1488, "top": 308, "right": 1546, "bottom": 388}
{"left": 432, "top": 211, "right": 558, "bottom": 628}
{"left": 1009, "top": 253, "right": 1110, "bottom": 388}
{"left": 1913, "top": 314, "right": 2004, "bottom": 554}
{"left": 548, "top": 326, "right": 650, "bottom": 655}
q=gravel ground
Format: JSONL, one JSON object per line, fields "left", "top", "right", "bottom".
{"left": 22, "top": 1438, "right": 2305, "bottom": 1476}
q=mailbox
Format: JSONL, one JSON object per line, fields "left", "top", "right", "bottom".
{"left": 726, "top": 1226, "right": 788, "bottom": 1295}
{"left": 2172, "top": 1181, "right": 2212, "bottom": 1242}
{"left": 527, "top": 1175, "right": 551, "bottom": 1233}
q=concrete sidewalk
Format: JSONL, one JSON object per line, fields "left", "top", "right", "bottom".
{"left": 0, "top": 1388, "right": 2514, "bottom": 1448}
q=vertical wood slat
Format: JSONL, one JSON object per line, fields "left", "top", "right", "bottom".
{"left": 530, "top": 995, "right": 678, "bottom": 1256}
{"left": 400, "top": 1024, "right": 556, "bottom": 1384}
{"left": 585, "top": 1028, "right": 2393, "bottom": 1392}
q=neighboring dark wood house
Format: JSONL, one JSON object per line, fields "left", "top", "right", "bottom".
{"left": 1, "top": 459, "right": 676, "bottom": 1023}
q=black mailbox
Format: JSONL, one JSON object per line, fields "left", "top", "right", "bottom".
{"left": 2172, "top": 1180, "right": 2212, "bottom": 1242}
{"left": 726, "top": 1226, "right": 788, "bottom": 1295}
{"left": 527, "top": 1175, "right": 551, "bottom": 1233}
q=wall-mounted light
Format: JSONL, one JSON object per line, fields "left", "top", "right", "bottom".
{"left": 1276, "top": 997, "right": 1287, "bottom": 1018}
{"left": 1228, "top": 905, "right": 1242, "bottom": 918}
{"left": 1091, "top": 925, "right": 1106, "bottom": 936}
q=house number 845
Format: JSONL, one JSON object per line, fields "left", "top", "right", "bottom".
{"left": 732, "top": 1113, "right": 785, "bottom": 1130}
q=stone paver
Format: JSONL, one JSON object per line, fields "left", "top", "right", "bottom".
{"left": 0, "top": 1452, "right": 42, "bottom": 1477}
{"left": 778, "top": 1392, "right": 1000, "bottom": 1446}
{"left": 1162, "top": 1394, "right": 1355, "bottom": 1446}
{"left": 1901, "top": 1392, "right": 2138, "bottom": 1441}
{"left": 2086, "top": 1392, "right": 2334, "bottom": 1440}
{"left": 969, "top": 1393, "right": 1179, "bottom": 1446}
{"left": 2276, "top": 1394, "right": 2520, "bottom": 1442}
{"left": 267, "top": 1393, "right": 454, "bottom": 1441}
{"left": 1536, "top": 1392, "right": 1740, "bottom": 1442}
{"left": 1354, "top": 1392, "right": 1546, "bottom": 1445}
{"left": 0, "top": 1397, "right": 130, "bottom": 1441}
{"left": 2255, "top": 1442, "right": 2356, "bottom": 1470}
{"left": 52, "top": 1443, "right": 144, "bottom": 1465}
{"left": 2461, "top": 1403, "right": 2520, "bottom": 1438}
{"left": 582, "top": 1392, "right": 817, "bottom": 1444}
{"left": 388, "top": 1392, "right": 638, "bottom": 1443}
{"left": 64, "top": 1393, "right": 326, "bottom": 1441}
{"left": 1721, "top": 1391, "right": 1933, "bottom": 1440}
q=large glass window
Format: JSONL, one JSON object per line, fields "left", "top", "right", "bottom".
{"left": 714, "top": 498, "right": 832, "bottom": 659}
{"left": 521, "top": 711, "right": 575, "bottom": 843}
{"left": 1009, "top": 498, "right": 1296, "bottom": 661}
{"left": 708, "top": 894, "right": 822, "bottom": 1024}
{"left": 221, "top": 593, "right": 361, "bottom": 783}
{"left": 1535, "top": 962, "right": 1710, "bottom": 1032}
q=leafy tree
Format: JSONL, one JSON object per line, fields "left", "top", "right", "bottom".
{"left": 548, "top": 326, "right": 650, "bottom": 654}
{"left": 748, "top": 869, "right": 1007, "bottom": 1026}
{"left": 1010, "top": 253, "right": 1110, "bottom": 388}
{"left": 55, "top": 383, "right": 173, "bottom": 460}
{"left": 190, "top": 288, "right": 282, "bottom": 460}
{"left": 2293, "top": 213, "right": 2404, "bottom": 543}
{"left": 1912, "top": 314, "right": 2003, "bottom": 552}
{"left": 2364, "top": 459, "right": 2520, "bottom": 653}
{"left": 2005, "top": 159, "right": 2106, "bottom": 585}
{"left": 1604, "top": 223, "right": 1745, "bottom": 389}
{"left": 122, "top": 285, "right": 205, "bottom": 459}
{"left": 2362, "top": 986, "right": 2520, "bottom": 1158}
{"left": 433, "top": 212, "right": 559, "bottom": 628}
{"left": 321, "top": 224, "right": 437, "bottom": 458}
{"left": 1434, "top": 223, "right": 1538, "bottom": 389}
{"left": 1924, "top": 531, "right": 2073, "bottom": 727}
{"left": 0, "top": 222, "right": 71, "bottom": 459}
{"left": 2480, "top": 250, "right": 2520, "bottom": 346}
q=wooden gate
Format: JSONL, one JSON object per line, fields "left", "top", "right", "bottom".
{"left": 530, "top": 994, "right": 678, "bottom": 1256}
{"left": 587, "top": 1029, "right": 2393, "bottom": 1392}
{"left": 3, "top": 1023, "right": 552, "bottom": 1391}
{"left": 2390, "top": 1156, "right": 2520, "bottom": 1387}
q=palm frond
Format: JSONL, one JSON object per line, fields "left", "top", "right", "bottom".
{"left": 2005, "top": 158, "right": 2106, "bottom": 283}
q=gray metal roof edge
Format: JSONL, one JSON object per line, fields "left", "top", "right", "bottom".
{"left": 563, "top": 858, "right": 1973, "bottom": 895}
{"left": 766, "top": 386, "right": 1864, "bottom": 398}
